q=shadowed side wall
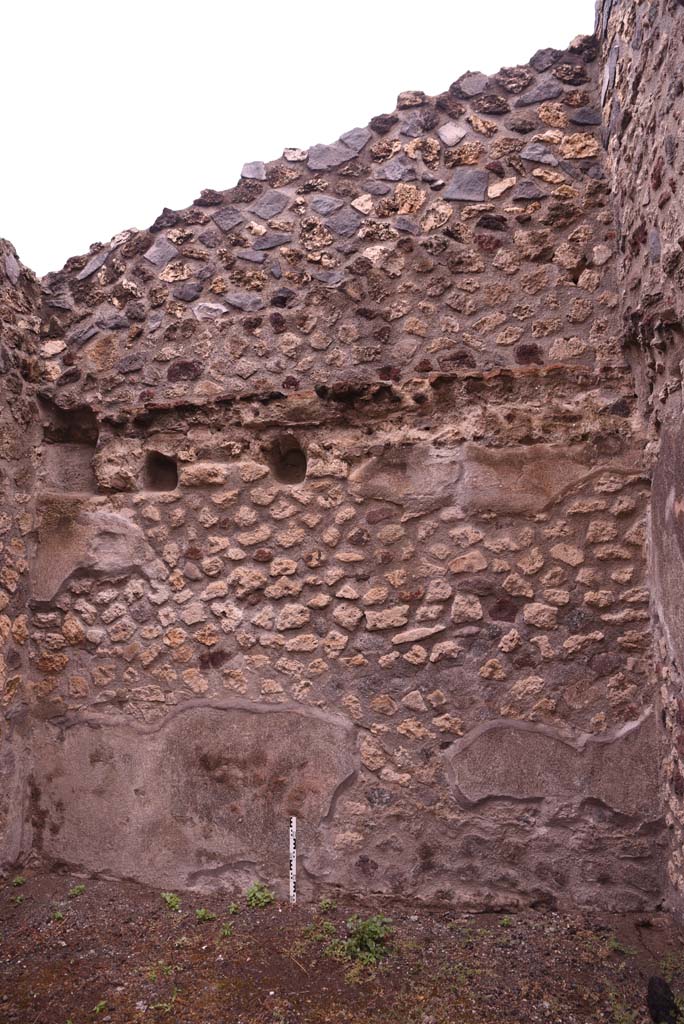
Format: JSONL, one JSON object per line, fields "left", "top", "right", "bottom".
{"left": 0, "top": 241, "right": 41, "bottom": 869}
{"left": 597, "top": 0, "right": 684, "bottom": 912}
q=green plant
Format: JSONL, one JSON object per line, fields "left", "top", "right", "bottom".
{"left": 661, "top": 951, "right": 684, "bottom": 983}
{"left": 500, "top": 915, "right": 512, "bottom": 928}
{"left": 11, "top": 875, "right": 26, "bottom": 887}
{"left": 52, "top": 909, "right": 64, "bottom": 922}
{"left": 93, "top": 1001, "right": 107, "bottom": 1015}
{"left": 608, "top": 993, "right": 639, "bottom": 1024}
{"left": 319, "top": 897, "right": 336, "bottom": 914}
{"left": 68, "top": 884, "right": 86, "bottom": 899}
{"left": 146, "top": 961, "right": 175, "bottom": 981}
{"left": 332, "top": 914, "right": 393, "bottom": 965}
{"left": 161, "top": 891, "right": 181, "bottom": 912}
{"left": 344, "top": 960, "right": 370, "bottom": 985}
{"left": 150, "top": 989, "right": 178, "bottom": 1014}
{"left": 246, "top": 882, "right": 275, "bottom": 908}
{"left": 11, "top": 894, "right": 24, "bottom": 905}
{"left": 227, "top": 901, "right": 240, "bottom": 915}
{"left": 306, "top": 918, "right": 337, "bottom": 943}
{"left": 195, "top": 907, "right": 216, "bottom": 922}
{"left": 607, "top": 935, "right": 636, "bottom": 956}
{"left": 220, "top": 922, "right": 233, "bottom": 938}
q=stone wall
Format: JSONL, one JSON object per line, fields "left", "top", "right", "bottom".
{"left": 597, "top": 0, "right": 684, "bottom": 913}
{"left": 0, "top": 19, "right": 669, "bottom": 911}
{"left": 0, "top": 242, "right": 41, "bottom": 867}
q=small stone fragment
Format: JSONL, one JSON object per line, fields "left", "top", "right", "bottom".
{"left": 444, "top": 169, "right": 489, "bottom": 202}
{"left": 450, "top": 594, "right": 483, "bottom": 623}
{"left": 241, "top": 161, "right": 267, "bottom": 180}
{"left": 365, "top": 606, "right": 410, "bottom": 631}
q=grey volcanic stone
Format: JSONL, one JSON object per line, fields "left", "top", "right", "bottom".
{"left": 144, "top": 236, "right": 179, "bottom": 267}
{"left": 173, "top": 280, "right": 203, "bottom": 302}
{"left": 43, "top": 288, "right": 73, "bottom": 311}
{"left": 570, "top": 107, "right": 602, "bottom": 126}
{"left": 515, "top": 80, "right": 563, "bottom": 106}
{"left": 308, "top": 142, "right": 354, "bottom": 171}
{"left": 340, "top": 126, "right": 372, "bottom": 155}
{"left": 224, "top": 291, "right": 266, "bottom": 311}
{"left": 362, "top": 181, "right": 392, "bottom": 195}
{"left": 444, "top": 168, "right": 489, "bottom": 201}
{"left": 437, "top": 122, "right": 468, "bottom": 147}
{"left": 241, "top": 161, "right": 267, "bottom": 180}
{"left": 395, "top": 215, "right": 421, "bottom": 234}
{"left": 193, "top": 302, "right": 228, "bottom": 321}
{"left": 454, "top": 72, "right": 489, "bottom": 96}
{"left": 530, "top": 48, "right": 563, "bottom": 72}
{"left": 213, "top": 207, "right": 244, "bottom": 233}
{"left": 117, "top": 354, "right": 144, "bottom": 374}
{"left": 68, "top": 323, "right": 99, "bottom": 348}
{"left": 326, "top": 209, "right": 363, "bottom": 237}
{"left": 512, "top": 180, "right": 548, "bottom": 200}
{"left": 252, "top": 232, "right": 292, "bottom": 251}
{"left": 250, "top": 190, "right": 289, "bottom": 220}
{"left": 76, "top": 248, "right": 110, "bottom": 280}
{"left": 376, "top": 156, "right": 418, "bottom": 182}
{"left": 521, "top": 142, "right": 559, "bottom": 165}
{"left": 400, "top": 110, "right": 438, "bottom": 138}
{"left": 311, "top": 268, "right": 345, "bottom": 286}
{"left": 602, "top": 43, "right": 620, "bottom": 106}
{"left": 237, "top": 250, "right": 267, "bottom": 263}
{"left": 310, "top": 196, "right": 344, "bottom": 216}
{"left": 4, "top": 250, "right": 20, "bottom": 286}
{"left": 95, "top": 311, "right": 129, "bottom": 330}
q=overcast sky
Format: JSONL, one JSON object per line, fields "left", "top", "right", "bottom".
{"left": 2, "top": 0, "right": 597, "bottom": 277}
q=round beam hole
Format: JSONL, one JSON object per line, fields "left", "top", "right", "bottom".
{"left": 266, "top": 435, "right": 307, "bottom": 485}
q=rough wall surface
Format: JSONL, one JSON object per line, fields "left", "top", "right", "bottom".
{"left": 597, "top": 0, "right": 684, "bottom": 912}
{"left": 0, "top": 243, "right": 40, "bottom": 865}
{"left": 0, "top": 16, "right": 671, "bottom": 910}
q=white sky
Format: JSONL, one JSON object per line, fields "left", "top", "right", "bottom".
{"left": 2, "top": 0, "right": 597, "bottom": 277}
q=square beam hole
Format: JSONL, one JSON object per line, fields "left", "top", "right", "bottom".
{"left": 144, "top": 451, "right": 178, "bottom": 491}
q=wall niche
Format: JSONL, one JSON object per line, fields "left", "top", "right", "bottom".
{"left": 265, "top": 434, "right": 307, "bottom": 485}
{"left": 38, "top": 398, "right": 99, "bottom": 493}
{"left": 144, "top": 450, "right": 178, "bottom": 492}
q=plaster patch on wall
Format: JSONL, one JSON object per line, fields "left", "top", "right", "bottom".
{"left": 445, "top": 711, "right": 661, "bottom": 819}
{"left": 32, "top": 505, "right": 166, "bottom": 602}
{"left": 29, "top": 702, "right": 358, "bottom": 893}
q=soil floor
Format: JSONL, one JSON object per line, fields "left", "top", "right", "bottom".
{"left": 1, "top": 872, "right": 683, "bottom": 1024}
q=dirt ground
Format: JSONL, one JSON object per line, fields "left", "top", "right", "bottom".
{"left": 1, "top": 872, "right": 683, "bottom": 1024}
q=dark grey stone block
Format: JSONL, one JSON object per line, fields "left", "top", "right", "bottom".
{"left": 444, "top": 168, "right": 489, "bottom": 202}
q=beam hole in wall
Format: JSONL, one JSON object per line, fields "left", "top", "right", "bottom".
{"left": 38, "top": 398, "right": 99, "bottom": 446}
{"left": 38, "top": 398, "right": 99, "bottom": 493}
{"left": 265, "top": 434, "right": 307, "bottom": 485}
{"left": 144, "top": 450, "right": 178, "bottom": 492}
